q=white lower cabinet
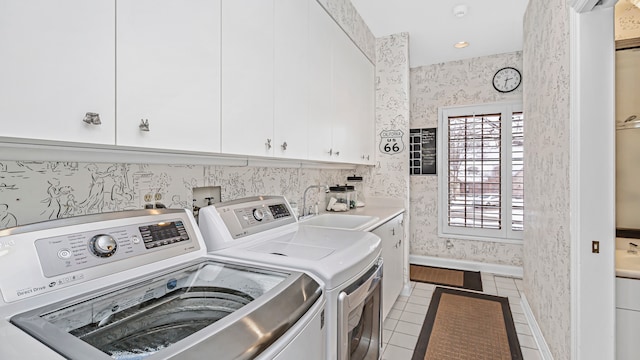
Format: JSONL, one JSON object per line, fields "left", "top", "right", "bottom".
{"left": 616, "top": 277, "right": 640, "bottom": 360}
{"left": 372, "top": 213, "right": 405, "bottom": 320}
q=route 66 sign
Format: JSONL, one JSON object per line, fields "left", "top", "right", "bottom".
{"left": 379, "top": 130, "right": 405, "bottom": 154}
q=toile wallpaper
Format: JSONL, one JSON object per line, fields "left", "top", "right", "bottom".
{"left": 522, "top": 0, "right": 572, "bottom": 358}
{"left": 0, "top": 161, "right": 356, "bottom": 228}
{"left": 356, "top": 33, "right": 410, "bottom": 202}
{"left": 325, "top": 0, "right": 376, "bottom": 62}
{"left": 409, "top": 51, "right": 524, "bottom": 266}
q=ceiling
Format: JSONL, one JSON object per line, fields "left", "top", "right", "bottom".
{"left": 350, "top": 0, "right": 530, "bottom": 68}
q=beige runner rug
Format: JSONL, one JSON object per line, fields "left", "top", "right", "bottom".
{"left": 410, "top": 264, "right": 483, "bottom": 291}
{"left": 411, "top": 287, "right": 522, "bottom": 360}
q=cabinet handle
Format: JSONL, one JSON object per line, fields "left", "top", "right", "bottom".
{"left": 328, "top": 149, "right": 333, "bottom": 156}
{"left": 83, "top": 112, "right": 101, "bottom": 125}
{"left": 361, "top": 154, "right": 370, "bottom": 160}
{"left": 265, "top": 139, "right": 272, "bottom": 150}
{"left": 334, "top": 151, "right": 340, "bottom": 156}
{"left": 392, "top": 228, "right": 395, "bottom": 236}
{"left": 139, "top": 119, "right": 150, "bottom": 132}
{"left": 281, "top": 141, "right": 287, "bottom": 151}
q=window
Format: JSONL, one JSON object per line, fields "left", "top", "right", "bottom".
{"left": 438, "top": 103, "right": 523, "bottom": 242}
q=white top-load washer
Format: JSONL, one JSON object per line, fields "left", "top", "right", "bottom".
{"left": 0, "top": 209, "right": 326, "bottom": 360}
{"left": 198, "top": 196, "right": 383, "bottom": 360}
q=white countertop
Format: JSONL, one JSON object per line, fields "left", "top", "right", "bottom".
{"left": 314, "top": 198, "right": 405, "bottom": 231}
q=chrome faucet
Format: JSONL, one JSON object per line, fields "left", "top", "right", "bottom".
{"left": 301, "top": 185, "right": 329, "bottom": 218}
{"left": 628, "top": 242, "right": 638, "bottom": 255}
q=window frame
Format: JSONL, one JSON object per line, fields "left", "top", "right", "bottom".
{"left": 437, "top": 102, "right": 523, "bottom": 243}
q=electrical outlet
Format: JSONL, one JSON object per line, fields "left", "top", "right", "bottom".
{"left": 193, "top": 186, "right": 222, "bottom": 209}
{"left": 446, "top": 239, "right": 454, "bottom": 249}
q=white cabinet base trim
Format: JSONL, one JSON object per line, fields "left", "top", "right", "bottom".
{"left": 521, "top": 293, "right": 554, "bottom": 360}
{"left": 409, "top": 254, "right": 523, "bottom": 278}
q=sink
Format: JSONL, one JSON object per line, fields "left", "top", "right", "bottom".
{"left": 299, "top": 214, "right": 379, "bottom": 231}
{"left": 616, "top": 249, "right": 640, "bottom": 279}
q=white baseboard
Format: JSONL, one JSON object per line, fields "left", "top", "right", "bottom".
{"left": 520, "top": 293, "right": 554, "bottom": 360}
{"left": 409, "top": 254, "right": 524, "bottom": 278}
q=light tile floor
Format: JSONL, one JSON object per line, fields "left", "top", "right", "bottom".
{"left": 382, "top": 273, "right": 543, "bottom": 360}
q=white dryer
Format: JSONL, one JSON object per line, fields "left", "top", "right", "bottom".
{"left": 199, "top": 196, "right": 383, "bottom": 360}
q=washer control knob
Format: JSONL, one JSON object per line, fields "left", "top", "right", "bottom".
{"left": 89, "top": 234, "right": 118, "bottom": 258}
{"left": 252, "top": 208, "right": 265, "bottom": 221}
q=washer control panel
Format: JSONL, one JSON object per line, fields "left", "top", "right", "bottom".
{"left": 35, "top": 219, "right": 191, "bottom": 278}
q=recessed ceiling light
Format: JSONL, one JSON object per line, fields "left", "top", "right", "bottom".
{"left": 454, "top": 41, "right": 469, "bottom": 49}
{"left": 453, "top": 4, "right": 468, "bottom": 17}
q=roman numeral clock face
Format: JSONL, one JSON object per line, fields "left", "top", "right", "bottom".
{"left": 492, "top": 67, "right": 522, "bottom": 93}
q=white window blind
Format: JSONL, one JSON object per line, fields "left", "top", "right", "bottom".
{"left": 439, "top": 103, "right": 523, "bottom": 242}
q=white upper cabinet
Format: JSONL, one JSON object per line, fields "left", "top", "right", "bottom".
{"left": 0, "top": 0, "right": 115, "bottom": 145}
{"left": 221, "top": 0, "right": 274, "bottom": 157}
{"left": 307, "top": 0, "right": 335, "bottom": 162}
{"left": 308, "top": 1, "right": 375, "bottom": 164}
{"left": 1, "top": 0, "right": 375, "bottom": 165}
{"left": 273, "top": 0, "right": 309, "bottom": 160}
{"left": 352, "top": 46, "right": 376, "bottom": 165}
{"left": 332, "top": 25, "right": 375, "bottom": 164}
{"left": 116, "top": 0, "right": 221, "bottom": 152}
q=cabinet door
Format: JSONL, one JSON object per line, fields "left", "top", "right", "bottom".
{"left": 374, "top": 214, "right": 404, "bottom": 320}
{"left": 353, "top": 52, "right": 376, "bottom": 165}
{"left": 273, "top": 0, "right": 308, "bottom": 160}
{"left": 221, "top": 0, "right": 274, "bottom": 157}
{"left": 0, "top": 0, "right": 115, "bottom": 145}
{"left": 116, "top": 0, "right": 221, "bottom": 153}
{"left": 307, "top": 0, "right": 334, "bottom": 162}
{"left": 331, "top": 25, "right": 375, "bottom": 164}
{"left": 330, "top": 25, "right": 355, "bottom": 163}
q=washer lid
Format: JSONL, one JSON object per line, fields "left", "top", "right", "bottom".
{"left": 10, "top": 259, "right": 322, "bottom": 360}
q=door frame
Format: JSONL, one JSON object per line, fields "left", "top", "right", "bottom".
{"left": 569, "top": 2, "right": 616, "bottom": 360}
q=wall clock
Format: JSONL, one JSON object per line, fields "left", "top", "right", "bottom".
{"left": 492, "top": 67, "right": 521, "bottom": 93}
